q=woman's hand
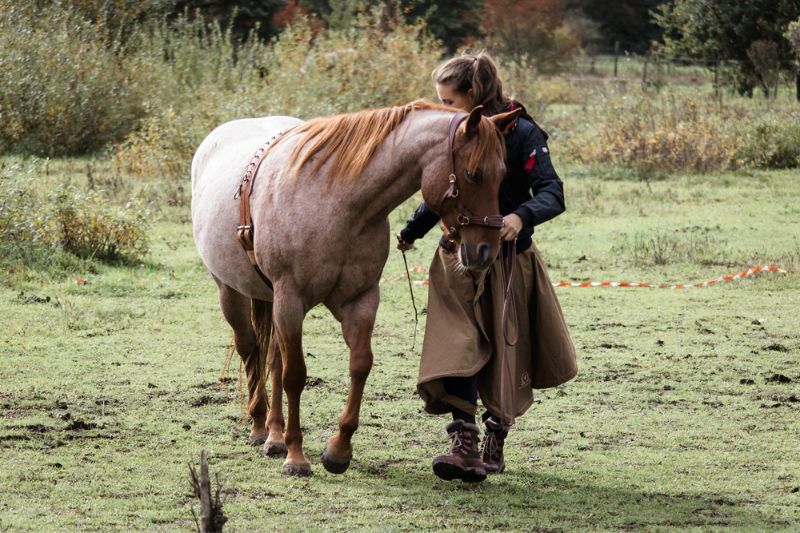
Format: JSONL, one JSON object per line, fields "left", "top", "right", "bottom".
{"left": 396, "top": 232, "right": 414, "bottom": 251}
{"left": 499, "top": 214, "right": 523, "bottom": 241}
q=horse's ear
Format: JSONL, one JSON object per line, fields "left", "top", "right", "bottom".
{"left": 490, "top": 108, "right": 523, "bottom": 136}
{"left": 464, "top": 105, "right": 484, "bottom": 136}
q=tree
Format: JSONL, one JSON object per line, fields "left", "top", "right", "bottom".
{"left": 566, "top": 0, "right": 667, "bottom": 54}
{"left": 654, "top": 0, "right": 800, "bottom": 96}
{"left": 481, "top": 0, "right": 583, "bottom": 73}
{"left": 170, "top": 0, "right": 288, "bottom": 40}
{"left": 297, "top": 0, "right": 482, "bottom": 51}
{"left": 786, "top": 17, "right": 800, "bottom": 100}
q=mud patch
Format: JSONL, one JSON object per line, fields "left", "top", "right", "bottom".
{"left": 305, "top": 377, "right": 326, "bottom": 388}
{"left": 764, "top": 343, "right": 789, "bottom": 353}
{"left": 66, "top": 420, "right": 99, "bottom": 431}
{"left": 189, "top": 395, "right": 229, "bottom": 407}
{"left": 765, "top": 374, "right": 792, "bottom": 384}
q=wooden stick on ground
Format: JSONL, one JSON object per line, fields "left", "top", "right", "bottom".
{"left": 189, "top": 450, "right": 228, "bottom": 533}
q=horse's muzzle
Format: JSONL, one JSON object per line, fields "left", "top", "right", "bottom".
{"left": 459, "top": 241, "right": 494, "bottom": 270}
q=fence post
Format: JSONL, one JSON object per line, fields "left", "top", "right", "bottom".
{"left": 714, "top": 62, "right": 720, "bottom": 98}
{"left": 796, "top": 68, "right": 800, "bottom": 102}
{"left": 642, "top": 55, "right": 649, "bottom": 85}
{"left": 613, "top": 41, "right": 620, "bottom": 78}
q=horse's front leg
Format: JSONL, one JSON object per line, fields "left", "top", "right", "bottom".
{"left": 322, "top": 285, "right": 378, "bottom": 474}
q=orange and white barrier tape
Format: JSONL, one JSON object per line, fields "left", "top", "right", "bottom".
{"left": 387, "top": 265, "right": 794, "bottom": 289}
{"left": 553, "top": 265, "right": 790, "bottom": 288}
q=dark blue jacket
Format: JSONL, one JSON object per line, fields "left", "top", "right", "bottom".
{"left": 400, "top": 108, "right": 566, "bottom": 253}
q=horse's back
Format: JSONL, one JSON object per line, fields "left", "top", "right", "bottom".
{"left": 191, "top": 115, "right": 303, "bottom": 300}
{"left": 191, "top": 116, "right": 303, "bottom": 193}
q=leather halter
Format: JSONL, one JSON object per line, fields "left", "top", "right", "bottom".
{"left": 436, "top": 113, "right": 505, "bottom": 253}
{"left": 234, "top": 130, "right": 289, "bottom": 290}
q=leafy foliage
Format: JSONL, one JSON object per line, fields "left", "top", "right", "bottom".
{"left": 116, "top": 14, "right": 442, "bottom": 181}
{"left": 482, "top": 0, "right": 583, "bottom": 73}
{"left": 297, "top": 0, "right": 482, "bottom": 51}
{"left": 562, "top": 88, "right": 800, "bottom": 175}
{"left": 170, "top": 0, "right": 288, "bottom": 40}
{"left": 566, "top": 0, "right": 667, "bottom": 54}
{"left": 0, "top": 162, "right": 149, "bottom": 274}
{"left": 653, "top": 0, "right": 800, "bottom": 95}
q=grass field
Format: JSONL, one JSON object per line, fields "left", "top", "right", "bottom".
{"left": 1, "top": 158, "right": 799, "bottom": 531}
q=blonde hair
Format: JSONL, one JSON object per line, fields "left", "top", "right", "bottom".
{"left": 432, "top": 51, "right": 510, "bottom": 116}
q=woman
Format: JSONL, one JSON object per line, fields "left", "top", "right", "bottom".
{"left": 397, "top": 51, "right": 577, "bottom": 483}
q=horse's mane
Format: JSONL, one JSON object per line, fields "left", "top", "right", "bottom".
{"left": 278, "top": 99, "right": 502, "bottom": 181}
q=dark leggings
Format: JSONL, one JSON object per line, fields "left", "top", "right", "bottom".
{"left": 442, "top": 375, "right": 478, "bottom": 425}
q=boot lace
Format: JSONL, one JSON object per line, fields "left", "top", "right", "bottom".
{"left": 480, "top": 431, "right": 499, "bottom": 461}
{"left": 448, "top": 431, "right": 464, "bottom": 454}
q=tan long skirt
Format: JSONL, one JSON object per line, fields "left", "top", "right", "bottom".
{"left": 417, "top": 243, "right": 577, "bottom": 423}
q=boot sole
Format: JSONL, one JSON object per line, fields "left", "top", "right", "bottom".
{"left": 432, "top": 460, "right": 487, "bottom": 483}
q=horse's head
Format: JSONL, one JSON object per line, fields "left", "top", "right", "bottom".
{"left": 422, "top": 105, "right": 522, "bottom": 272}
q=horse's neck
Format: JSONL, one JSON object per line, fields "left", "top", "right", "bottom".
{"left": 346, "top": 110, "right": 452, "bottom": 220}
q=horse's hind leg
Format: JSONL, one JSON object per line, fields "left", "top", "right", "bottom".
{"left": 214, "top": 277, "right": 270, "bottom": 445}
{"left": 261, "top": 333, "right": 287, "bottom": 458}
{"left": 272, "top": 284, "right": 311, "bottom": 476}
{"left": 321, "top": 285, "right": 378, "bottom": 474}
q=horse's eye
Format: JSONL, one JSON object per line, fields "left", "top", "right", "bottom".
{"left": 465, "top": 169, "right": 482, "bottom": 183}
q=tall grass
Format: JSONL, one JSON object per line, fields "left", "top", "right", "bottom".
{"left": 0, "top": 2, "right": 151, "bottom": 156}
{"left": 0, "top": 160, "right": 149, "bottom": 277}
{"left": 560, "top": 86, "right": 800, "bottom": 176}
{"left": 115, "top": 14, "right": 443, "bottom": 180}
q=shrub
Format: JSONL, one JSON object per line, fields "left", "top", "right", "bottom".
{"left": 561, "top": 88, "right": 800, "bottom": 175}
{"left": 114, "top": 14, "right": 442, "bottom": 184}
{"left": 0, "top": 162, "right": 149, "bottom": 275}
{"left": 0, "top": 2, "right": 149, "bottom": 156}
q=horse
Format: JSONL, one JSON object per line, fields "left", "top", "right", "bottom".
{"left": 191, "top": 100, "right": 522, "bottom": 476}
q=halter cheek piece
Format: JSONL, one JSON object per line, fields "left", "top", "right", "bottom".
{"left": 434, "top": 113, "right": 505, "bottom": 253}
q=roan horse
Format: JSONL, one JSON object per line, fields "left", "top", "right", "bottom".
{"left": 191, "top": 100, "right": 521, "bottom": 476}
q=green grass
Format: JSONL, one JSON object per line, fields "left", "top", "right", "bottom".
{"left": 1, "top": 160, "right": 799, "bottom": 531}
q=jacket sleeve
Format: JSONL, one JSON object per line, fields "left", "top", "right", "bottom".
{"left": 512, "top": 124, "right": 566, "bottom": 228}
{"left": 399, "top": 201, "right": 440, "bottom": 243}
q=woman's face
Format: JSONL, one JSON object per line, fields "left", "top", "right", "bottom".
{"left": 436, "top": 83, "right": 473, "bottom": 111}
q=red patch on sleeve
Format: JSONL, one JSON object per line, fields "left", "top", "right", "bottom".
{"left": 524, "top": 149, "right": 536, "bottom": 173}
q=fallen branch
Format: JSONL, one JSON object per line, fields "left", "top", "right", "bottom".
{"left": 189, "top": 450, "right": 228, "bottom": 533}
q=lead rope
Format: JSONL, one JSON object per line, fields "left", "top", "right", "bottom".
{"left": 499, "top": 239, "right": 518, "bottom": 426}
{"left": 401, "top": 249, "right": 419, "bottom": 352}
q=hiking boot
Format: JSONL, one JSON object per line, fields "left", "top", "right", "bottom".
{"left": 432, "top": 420, "right": 487, "bottom": 483}
{"left": 480, "top": 416, "right": 510, "bottom": 474}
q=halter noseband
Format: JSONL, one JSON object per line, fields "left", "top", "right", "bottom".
{"left": 435, "top": 113, "right": 505, "bottom": 253}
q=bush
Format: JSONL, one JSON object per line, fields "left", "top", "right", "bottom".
{"left": 0, "top": 2, "right": 149, "bottom": 156}
{"left": 0, "top": 162, "right": 149, "bottom": 274}
{"left": 115, "top": 14, "right": 443, "bottom": 183}
{"left": 561, "top": 88, "right": 800, "bottom": 175}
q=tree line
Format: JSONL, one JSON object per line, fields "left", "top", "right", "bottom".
{"left": 33, "top": 0, "right": 800, "bottom": 96}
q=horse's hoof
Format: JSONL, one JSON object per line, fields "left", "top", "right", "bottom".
{"left": 248, "top": 433, "right": 268, "bottom": 446}
{"left": 321, "top": 447, "right": 352, "bottom": 475}
{"left": 259, "top": 440, "right": 288, "bottom": 458}
{"left": 281, "top": 461, "right": 312, "bottom": 477}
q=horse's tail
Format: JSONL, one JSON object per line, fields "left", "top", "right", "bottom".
{"left": 249, "top": 298, "right": 273, "bottom": 413}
